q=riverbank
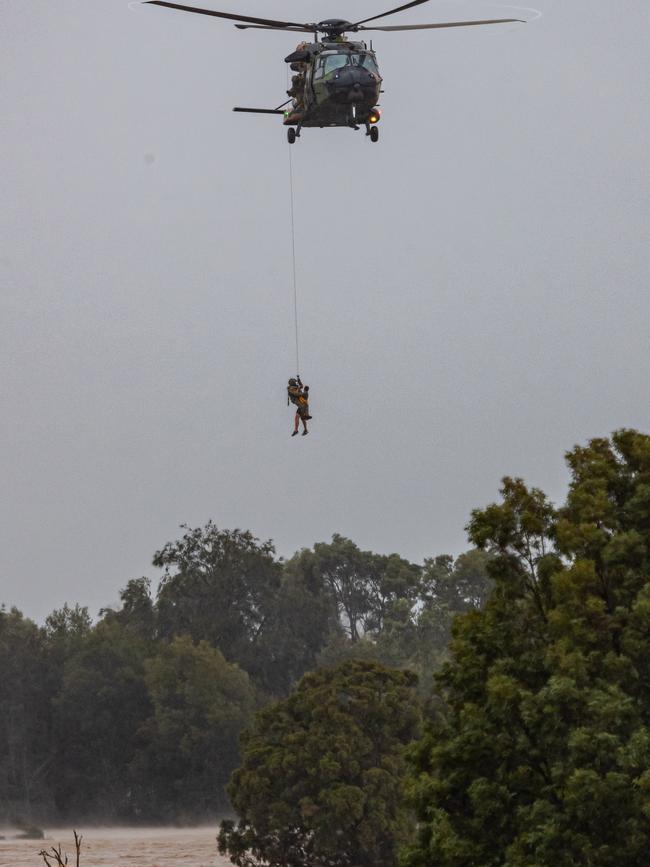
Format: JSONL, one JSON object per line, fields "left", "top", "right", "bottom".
{"left": 1, "top": 826, "right": 230, "bottom": 866}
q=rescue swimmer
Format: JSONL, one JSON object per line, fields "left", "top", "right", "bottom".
{"left": 287, "top": 376, "right": 311, "bottom": 436}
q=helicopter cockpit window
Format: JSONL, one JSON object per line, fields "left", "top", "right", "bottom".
{"left": 350, "top": 53, "right": 379, "bottom": 74}
{"left": 322, "top": 54, "right": 350, "bottom": 76}
{"left": 313, "top": 53, "right": 346, "bottom": 80}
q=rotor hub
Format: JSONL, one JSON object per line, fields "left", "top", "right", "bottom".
{"left": 316, "top": 18, "right": 356, "bottom": 36}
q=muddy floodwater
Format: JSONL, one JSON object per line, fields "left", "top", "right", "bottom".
{"left": 1, "top": 826, "right": 231, "bottom": 866}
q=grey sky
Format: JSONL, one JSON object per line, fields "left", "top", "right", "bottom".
{"left": 2, "top": 0, "right": 649, "bottom": 622}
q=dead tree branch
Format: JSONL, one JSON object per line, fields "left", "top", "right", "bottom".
{"left": 39, "top": 830, "right": 83, "bottom": 867}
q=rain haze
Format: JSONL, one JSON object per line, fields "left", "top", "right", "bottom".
{"left": 2, "top": 0, "right": 648, "bottom": 622}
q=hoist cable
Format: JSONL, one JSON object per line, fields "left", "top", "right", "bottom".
{"left": 288, "top": 142, "right": 300, "bottom": 375}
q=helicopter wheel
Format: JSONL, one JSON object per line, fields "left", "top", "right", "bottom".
{"left": 287, "top": 127, "right": 296, "bottom": 144}
{"left": 370, "top": 126, "right": 379, "bottom": 143}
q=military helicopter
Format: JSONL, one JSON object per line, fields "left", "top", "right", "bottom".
{"left": 145, "top": 0, "right": 524, "bottom": 142}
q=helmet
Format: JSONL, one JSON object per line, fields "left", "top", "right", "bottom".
{"left": 288, "top": 378, "right": 297, "bottom": 386}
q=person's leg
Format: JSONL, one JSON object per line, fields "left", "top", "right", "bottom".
{"left": 292, "top": 411, "right": 300, "bottom": 435}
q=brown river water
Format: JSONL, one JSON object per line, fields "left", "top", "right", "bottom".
{"left": 0, "top": 827, "right": 231, "bottom": 867}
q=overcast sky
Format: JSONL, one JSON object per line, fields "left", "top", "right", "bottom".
{"left": 2, "top": 0, "right": 648, "bottom": 622}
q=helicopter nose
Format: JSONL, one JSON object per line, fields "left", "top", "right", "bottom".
{"left": 347, "top": 82, "right": 364, "bottom": 103}
{"left": 329, "top": 67, "right": 377, "bottom": 104}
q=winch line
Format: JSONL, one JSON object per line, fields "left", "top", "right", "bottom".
{"left": 288, "top": 142, "right": 301, "bottom": 376}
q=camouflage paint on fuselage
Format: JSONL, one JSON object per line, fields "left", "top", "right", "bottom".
{"left": 287, "top": 40, "right": 382, "bottom": 128}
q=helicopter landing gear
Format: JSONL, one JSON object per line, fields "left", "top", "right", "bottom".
{"left": 366, "top": 124, "right": 379, "bottom": 142}
{"left": 287, "top": 122, "right": 302, "bottom": 144}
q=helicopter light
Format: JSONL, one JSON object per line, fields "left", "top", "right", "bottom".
{"left": 368, "top": 110, "right": 381, "bottom": 124}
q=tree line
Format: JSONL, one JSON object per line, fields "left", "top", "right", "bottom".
{"left": 219, "top": 430, "right": 650, "bottom": 866}
{"left": 4, "top": 429, "right": 649, "bottom": 867}
{"left": 0, "top": 527, "right": 489, "bottom": 823}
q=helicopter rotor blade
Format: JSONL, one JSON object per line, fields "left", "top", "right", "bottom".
{"left": 358, "top": 17, "right": 524, "bottom": 31}
{"left": 144, "top": 2, "right": 308, "bottom": 30}
{"left": 234, "top": 23, "right": 315, "bottom": 32}
{"left": 352, "top": 0, "right": 435, "bottom": 27}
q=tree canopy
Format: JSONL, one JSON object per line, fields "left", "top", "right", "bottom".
{"left": 405, "top": 430, "right": 650, "bottom": 867}
{"left": 11, "top": 427, "right": 647, "bottom": 850}
{"left": 1, "top": 524, "right": 478, "bottom": 822}
{"left": 138, "top": 636, "right": 254, "bottom": 817}
{"left": 218, "top": 660, "right": 421, "bottom": 867}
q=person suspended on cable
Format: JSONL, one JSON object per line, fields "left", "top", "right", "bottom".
{"left": 287, "top": 376, "right": 311, "bottom": 436}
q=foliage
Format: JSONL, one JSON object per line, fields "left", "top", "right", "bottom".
{"left": 247, "top": 569, "right": 338, "bottom": 698}
{"left": 0, "top": 607, "right": 54, "bottom": 818}
{"left": 411, "top": 549, "right": 492, "bottom": 691}
{"left": 293, "top": 534, "right": 422, "bottom": 643}
{"left": 137, "top": 636, "right": 254, "bottom": 817}
{"left": 218, "top": 660, "right": 421, "bottom": 867}
{"left": 154, "top": 523, "right": 341, "bottom": 696}
{"left": 102, "top": 577, "right": 156, "bottom": 639}
{"left": 0, "top": 521, "right": 490, "bottom": 822}
{"left": 52, "top": 618, "right": 153, "bottom": 818}
{"left": 405, "top": 431, "right": 650, "bottom": 867}
{"left": 155, "top": 523, "right": 281, "bottom": 659}
{"left": 45, "top": 604, "right": 92, "bottom": 648}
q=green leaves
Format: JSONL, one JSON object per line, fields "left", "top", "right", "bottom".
{"left": 407, "top": 431, "right": 650, "bottom": 867}
{"left": 139, "top": 636, "right": 255, "bottom": 815}
{"left": 0, "top": 607, "right": 54, "bottom": 816}
{"left": 219, "top": 661, "right": 421, "bottom": 867}
{"left": 155, "top": 523, "right": 283, "bottom": 675}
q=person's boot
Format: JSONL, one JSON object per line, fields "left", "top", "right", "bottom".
{"left": 291, "top": 430, "right": 299, "bottom": 437}
{"left": 302, "top": 429, "right": 309, "bottom": 436}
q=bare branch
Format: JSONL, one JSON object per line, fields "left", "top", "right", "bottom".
{"left": 74, "top": 831, "right": 83, "bottom": 867}
{"left": 39, "top": 843, "right": 68, "bottom": 867}
{"left": 39, "top": 831, "right": 82, "bottom": 867}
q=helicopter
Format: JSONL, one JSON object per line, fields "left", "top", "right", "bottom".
{"left": 145, "top": 0, "right": 525, "bottom": 142}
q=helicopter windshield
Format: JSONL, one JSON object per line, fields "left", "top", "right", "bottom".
{"left": 350, "top": 53, "right": 379, "bottom": 74}
{"left": 314, "top": 52, "right": 379, "bottom": 80}
{"left": 321, "top": 54, "right": 349, "bottom": 75}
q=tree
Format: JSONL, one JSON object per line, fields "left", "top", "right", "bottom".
{"left": 411, "top": 549, "right": 492, "bottom": 690}
{"left": 101, "top": 577, "right": 156, "bottom": 639}
{"left": 307, "top": 544, "right": 491, "bottom": 684}
{"left": 0, "top": 608, "right": 55, "bottom": 818}
{"left": 405, "top": 431, "right": 650, "bottom": 867}
{"left": 45, "top": 604, "right": 92, "bottom": 648}
{"left": 219, "top": 660, "right": 421, "bottom": 867}
{"left": 295, "top": 535, "right": 421, "bottom": 643}
{"left": 248, "top": 568, "right": 338, "bottom": 697}
{"left": 422, "top": 549, "right": 493, "bottom": 613}
{"left": 137, "top": 636, "right": 255, "bottom": 818}
{"left": 154, "top": 523, "right": 282, "bottom": 679}
{"left": 52, "top": 619, "right": 152, "bottom": 819}
{"left": 155, "top": 524, "right": 340, "bottom": 696}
